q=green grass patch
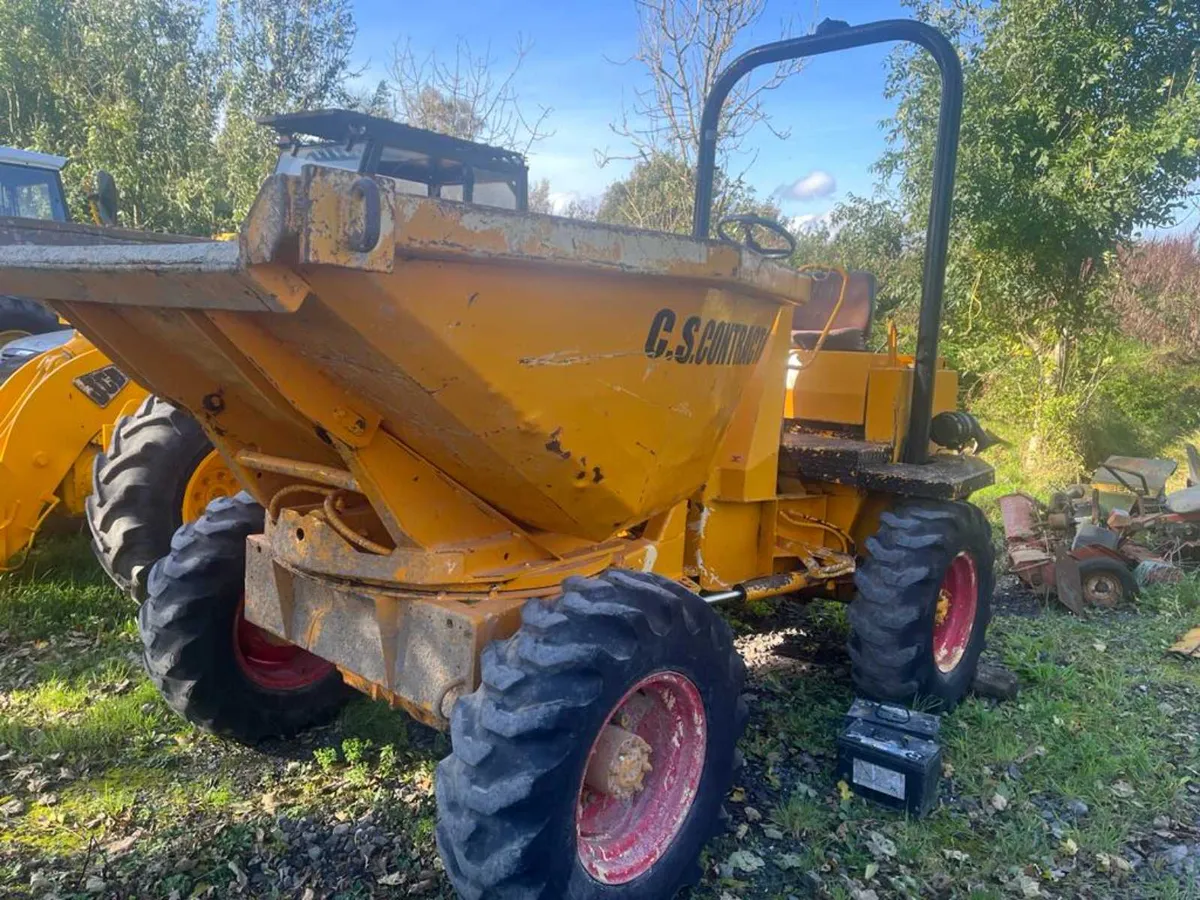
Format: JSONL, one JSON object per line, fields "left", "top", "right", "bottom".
{"left": 2, "top": 536, "right": 1198, "bottom": 899}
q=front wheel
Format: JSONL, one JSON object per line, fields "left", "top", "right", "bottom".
{"left": 88, "top": 395, "right": 239, "bottom": 601}
{"left": 849, "top": 501, "right": 994, "bottom": 710}
{"left": 436, "top": 569, "right": 748, "bottom": 899}
{"left": 139, "top": 493, "right": 347, "bottom": 742}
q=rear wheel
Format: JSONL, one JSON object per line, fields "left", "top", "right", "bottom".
{"left": 139, "top": 493, "right": 347, "bottom": 742}
{"left": 88, "top": 395, "right": 239, "bottom": 601}
{"left": 437, "top": 569, "right": 747, "bottom": 899}
{"left": 0, "top": 296, "right": 58, "bottom": 345}
{"left": 849, "top": 501, "right": 994, "bottom": 710}
{"left": 1078, "top": 557, "right": 1137, "bottom": 607}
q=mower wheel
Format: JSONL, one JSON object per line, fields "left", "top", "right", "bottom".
{"left": 88, "top": 395, "right": 236, "bottom": 601}
{"left": 1078, "top": 557, "right": 1137, "bottom": 607}
{"left": 0, "top": 296, "right": 59, "bottom": 345}
{"left": 437, "top": 569, "right": 747, "bottom": 899}
{"left": 139, "top": 493, "right": 347, "bottom": 742}
{"left": 849, "top": 501, "right": 994, "bottom": 711}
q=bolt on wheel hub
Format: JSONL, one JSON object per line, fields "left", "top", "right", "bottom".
{"left": 180, "top": 450, "right": 240, "bottom": 523}
{"left": 576, "top": 670, "right": 707, "bottom": 885}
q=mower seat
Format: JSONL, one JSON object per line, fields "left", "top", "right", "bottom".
{"left": 1166, "top": 486, "right": 1200, "bottom": 516}
{"left": 792, "top": 270, "right": 876, "bottom": 351}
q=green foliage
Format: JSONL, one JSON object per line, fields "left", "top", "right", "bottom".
{"left": 0, "top": 0, "right": 358, "bottom": 234}
{"left": 800, "top": 0, "right": 1200, "bottom": 483}
{"left": 212, "top": 0, "right": 357, "bottom": 226}
{"left": 0, "top": 0, "right": 219, "bottom": 232}
{"left": 597, "top": 151, "right": 778, "bottom": 235}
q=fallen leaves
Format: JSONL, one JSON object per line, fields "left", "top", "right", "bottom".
{"left": 865, "top": 830, "right": 896, "bottom": 859}
{"left": 1168, "top": 626, "right": 1200, "bottom": 658}
{"left": 1110, "top": 780, "right": 1136, "bottom": 799}
{"left": 1009, "top": 873, "right": 1040, "bottom": 897}
{"left": 727, "top": 849, "right": 765, "bottom": 873}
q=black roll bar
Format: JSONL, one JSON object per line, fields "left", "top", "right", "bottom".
{"left": 692, "top": 19, "right": 963, "bottom": 465}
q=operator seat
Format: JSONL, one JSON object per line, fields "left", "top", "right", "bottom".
{"left": 792, "top": 270, "right": 877, "bottom": 351}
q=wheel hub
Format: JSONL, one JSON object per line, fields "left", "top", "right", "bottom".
{"left": 232, "top": 600, "right": 335, "bottom": 690}
{"left": 576, "top": 671, "right": 707, "bottom": 885}
{"left": 180, "top": 450, "right": 240, "bottom": 523}
{"left": 932, "top": 552, "right": 978, "bottom": 674}
{"left": 1083, "top": 573, "right": 1121, "bottom": 606}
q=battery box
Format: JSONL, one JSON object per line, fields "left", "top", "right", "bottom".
{"left": 845, "top": 698, "right": 942, "bottom": 740}
{"left": 836, "top": 718, "right": 942, "bottom": 817}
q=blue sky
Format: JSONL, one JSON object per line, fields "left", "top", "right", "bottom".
{"left": 349, "top": 0, "right": 1197, "bottom": 234}
{"left": 350, "top": 0, "right": 911, "bottom": 222}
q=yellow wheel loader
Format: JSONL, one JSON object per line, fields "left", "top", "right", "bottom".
{"left": 0, "top": 149, "right": 235, "bottom": 578}
{"left": 0, "top": 20, "right": 996, "bottom": 898}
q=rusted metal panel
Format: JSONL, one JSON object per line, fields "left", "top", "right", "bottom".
{"left": 0, "top": 240, "right": 306, "bottom": 312}
{"left": 781, "top": 435, "right": 992, "bottom": 500}
{"left": 1091, "top": 456, "right": 1177, "bottom": 497}
{"left": 0, "top": 216, "right": 201, "bottom": 247}
{"left": 998, "top": 493, "right": 1040, "bottom": 542}
{"left": 244, "top": 535, "right": 526, "bottom": 728}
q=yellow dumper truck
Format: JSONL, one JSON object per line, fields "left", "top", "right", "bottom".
{"left": 0, "top": 148, "right": 233, "bottom": 577}
{"left": 0, "top": 20, "right": 994, "bottom": 899}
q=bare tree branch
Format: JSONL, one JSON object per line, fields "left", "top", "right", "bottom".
{"left": 387, "top": 34, "right": 553, "bottom": 153}
{"left": 601, "top": 0, "right": 813, "bottom": 171}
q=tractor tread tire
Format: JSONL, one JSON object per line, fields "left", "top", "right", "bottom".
{"left": 88, "top": 395, "right": 214, "bottom": 601}
{"left": 139, "top": 493, "right": 346, "bottom": 743}
{"left": 436, "top": 569, "right": 747, "bottom": 900}
{"left": 0, "top": 296, "right": 58, "bottom": 337}
{"left": 849, "top": 501, "right": 994, "bottom": 710}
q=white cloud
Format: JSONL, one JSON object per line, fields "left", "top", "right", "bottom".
{"left": 786, "top": 210, "right": 834, "bottom": 235}
{"left": 776, "top": 170, "right": 837, "bottom": 202}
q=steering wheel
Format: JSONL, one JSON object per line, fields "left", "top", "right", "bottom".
{"left": 715, "top": 214, "right": 797, "bottom": 259}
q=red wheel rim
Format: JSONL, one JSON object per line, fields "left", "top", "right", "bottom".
{"left": 576, "top": 671, "right": 707, "bottom": 885}
{"left": 933, "top": 552, "right": 978, "bottom": 673}
{"left": 233, "top": 600, "right": 335, "bottom": 690}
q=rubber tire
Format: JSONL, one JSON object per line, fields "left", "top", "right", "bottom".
{"left": 1078, "top": 557, "right": 1138, "bottom": 605}
{"left": 848, "top": 501, "right": 994, "bottom": 711}
{"left": 0, "top": 296, "right": 58, "bottom": 340}
{"left": 88, "top": 395, "right": 215, "bottom": 602}
{"left": 436, "top": 569, "right": 748, "bottom": 900}
{"left": 139, "top": 493, "right": 347, "bottom": 742}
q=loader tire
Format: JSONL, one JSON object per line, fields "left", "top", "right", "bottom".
{"left": 437, "top": 569, "right": 748, "bottom": 900}
{"left": 88, "top": 395, "right": 235, "bottom": 601}
{"left": 0, "top": 296, "right": 58, "bottom": 344}
{"left": 849, "top": 500, "right": 994, "bottom": 711}
{"left": 139, "top": 493, "right": 347, "bottom": 743}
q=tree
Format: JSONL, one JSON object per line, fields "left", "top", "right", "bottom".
{"left": 874, "top": 0, "right": 1200, "bottom": 464}
{"left": 387, "top": 36, "right": 550, "bottom": 151}
{"left": 608, "top": 0, "right": 805, "bottom": 171}
{"left": 213, "top": 0, "right": 359, "bottom": 225}
{"left": 1112, "top": 233, "right": 1200, "bottom": 353}
{"left": 0, "top": 0, "right": 219, "bottom": 233}
{"left": 598, "top": 0, "right": 803, "bottom": 234}
{"left": 597, "top": 151, "right": 778, "bottom": 234}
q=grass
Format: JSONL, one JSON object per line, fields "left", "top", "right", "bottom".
{"left": 2, "top": 536, "right": 1200, "bottom": 898}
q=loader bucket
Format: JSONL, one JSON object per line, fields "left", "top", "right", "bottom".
{"left": 0, "top": 167, "right": 809, "bottom": 544}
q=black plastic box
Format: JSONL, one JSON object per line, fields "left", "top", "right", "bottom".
{"left": 836, "top": 718, "right": 942, "bottom": 817}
